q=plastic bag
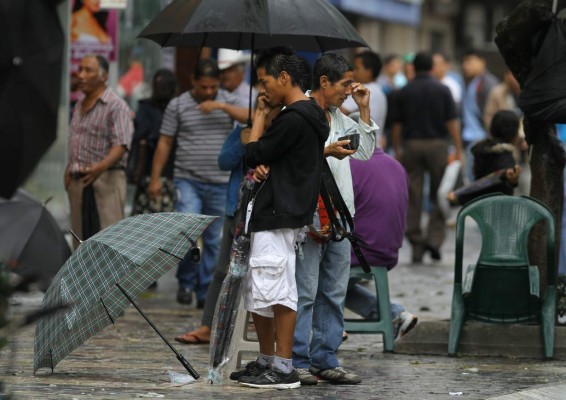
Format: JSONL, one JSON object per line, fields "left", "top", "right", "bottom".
{"left": 207, "top": 230, "right": 251, "bottom": 384}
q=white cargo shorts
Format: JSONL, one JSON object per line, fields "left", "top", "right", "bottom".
{"left": 244, "top": 228, "right": 299, "bottom": 318}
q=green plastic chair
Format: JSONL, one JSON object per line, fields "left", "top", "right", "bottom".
{"left": 344, "top": 266, "right": 395, "bottom": 352}
{"left": 448, "top": 194, "right": 556, "bottom": 359}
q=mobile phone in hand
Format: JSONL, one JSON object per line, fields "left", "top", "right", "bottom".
{"left": 337, "top": 133, "right": 360, "bottom": 150}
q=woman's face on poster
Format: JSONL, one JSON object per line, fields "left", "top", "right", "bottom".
{"left": 83, "top": 0, "right": 102, "bottom": 12}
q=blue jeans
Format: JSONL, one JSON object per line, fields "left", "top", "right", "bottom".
{"left": 174, "top": 178, "right": 226, "bottom": 301}
{"left": 345, "top": 277, "right": 404, "bottom": 320}
{"left": 293, "top": 237, "right": 350, "bottom": 370}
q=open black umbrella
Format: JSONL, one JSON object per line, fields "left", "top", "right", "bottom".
{"left": 138, "top": 0, "right": 368, "bottom": 121}
{"left": 0, "top": 189, "right": 71, "bottom": 292}
{"left": 0, "top": 0, "right": 65, "bottom": 199}
{"left": 138, "top": 0, "right": 367, "bottom": 51}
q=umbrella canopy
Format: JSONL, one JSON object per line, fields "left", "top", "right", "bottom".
{"left": 0, "top": 189, "right": 71, "bottom": 292}
{"left": 0, "top": 0, "right": 64, "bottom": 199}
{"left": 34, "top": 212, "right": 216, "bottom": 373}
{"left": 519, "top": 18, "right": 566, "bottom": 123}
{"left": 138, "top": 0, "right": 368, "bottom": 51}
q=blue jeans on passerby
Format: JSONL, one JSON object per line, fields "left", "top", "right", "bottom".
{"left": 293, "top": 237, "right": 350, "bottom": 370}
{"left": 345, "top": 276, "right": 404, "bottom": 320}
{"left": 174, "top": 178, "right": 226, "bottom": 301}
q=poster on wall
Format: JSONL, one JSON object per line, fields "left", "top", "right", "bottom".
{"left": 69, "top": 0, "right": 119, "bottom": 113}
{"left": 70, "top": 0, "right": 118, "bottom": 67}
{"left": 100, "top": 0, "right": 127, "bottom": 9}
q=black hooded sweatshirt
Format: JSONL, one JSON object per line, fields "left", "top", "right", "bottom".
{"left": 244, "top": 98, "right": 329, "bottom": 233}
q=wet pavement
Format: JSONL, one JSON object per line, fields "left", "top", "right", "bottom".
{"left": 2, "top": 220, "right": 566, "bottom": 399}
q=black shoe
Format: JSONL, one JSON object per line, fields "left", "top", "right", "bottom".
{"left": 425, "top": 244, "right": 441, "bottom": 261}
{"left": 411, "top": 243, "right": 424, "bottom": 263}
{"left": 229, "top": 360, "right": 268, "bottom": 381}
{"left": 197, "top": 299, "right": 205, "bottom": 309}
{"left": 239, "top": 367, "right": 300, "bottom": 389}
{"left": 176, "top": 287, "right": 193, "bottom": 305}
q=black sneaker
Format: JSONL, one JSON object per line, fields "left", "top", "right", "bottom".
{"left": 229, "top": 361, "right": 268, "bottom": 381}
{"left": 176, "top": 287, "right": 193, "bottom": 305}
{"left": 239, "top": 367, "right": 301, "bottom": 389}
{"left": 309, "top": 366, "right": 361, "bottom": 384}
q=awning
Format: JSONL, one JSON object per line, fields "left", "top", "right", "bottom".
{"left": 328, "top": 0, "right": 422, "bottom": 27}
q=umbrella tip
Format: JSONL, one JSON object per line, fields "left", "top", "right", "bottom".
{"left": 69, "top": 229, "right": 83, "bottom": 244}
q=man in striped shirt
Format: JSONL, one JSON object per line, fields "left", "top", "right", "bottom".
{"left": 149, "top": 59, "right": 248, "bottom": 307}
{"left": 65, "top": 54, "right": 133, "bottom": 247}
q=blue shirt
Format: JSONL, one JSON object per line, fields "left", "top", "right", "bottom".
{"left": 217, "top": 125, "right": 245, "bottom": 216}
{"left": 462, "top": 77, "right": 487, "bottom": 142}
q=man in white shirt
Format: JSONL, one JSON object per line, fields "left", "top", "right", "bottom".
{"left": 342, "top": 51, "right": 387, "bottom": 147}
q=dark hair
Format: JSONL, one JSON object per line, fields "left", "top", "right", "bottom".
{"left": 86, "top": 54, "right": 109, "bottom": 74}
{"left": 413, "top": 52, "right": 433, "bottom": 73}
{"left": 254, "top": 46, "right": 305, "bottom": 87}
{"left": 490, "top": 110, "right": 520, "bottom": 143}
{"left": 194, "top": 59, "right": 220, "bottom": 80}
{"left": 355, "top": 51, "right": 382, "bottom": 79}
{"left": 297, "top": 56, "right": 313, "bottom": 92}
{"left": 312, "top": 53, "right": 352, "bottom": 90}
{"left": 151, "top": 69, "right": 178, "bottom": 110}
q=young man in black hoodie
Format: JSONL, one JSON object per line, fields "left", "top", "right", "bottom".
{"left": 233, "top": 47, "right": 329, "bottom": 389}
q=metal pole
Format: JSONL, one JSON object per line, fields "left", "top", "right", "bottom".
{"left": 115, "top": 283, "right": 200, "bottom": 379}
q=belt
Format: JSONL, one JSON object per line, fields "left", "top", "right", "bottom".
{"left": 70, "top": 166, "right": 124, "bottom": 179}
{"left": 70, "top": 172, "right": 85, "bottom": 179}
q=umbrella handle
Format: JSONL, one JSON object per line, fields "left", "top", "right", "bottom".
{"left": 115, "top": 283, "right": 200, "bottom": 380}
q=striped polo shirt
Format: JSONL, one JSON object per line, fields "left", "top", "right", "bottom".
{"left": 160, "top": 89, "right": 241, "bottom": 184}
{"left": 68, "top": 87, "right": 133, "bottom": 173}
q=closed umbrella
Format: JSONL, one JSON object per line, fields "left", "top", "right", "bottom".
{"left": 34, "top": 212, "right": 216, "bottom": 378}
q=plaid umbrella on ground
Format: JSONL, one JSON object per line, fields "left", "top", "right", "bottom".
{"left": 34, "top": 212, "right": 216, "bottom": 377}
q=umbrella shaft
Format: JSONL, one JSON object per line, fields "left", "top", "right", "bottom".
{"left": 114, "top": 283, "right": 200, "bottom": 380}
{"left": 115, "top": 284, "right": 172, "bottom": 349}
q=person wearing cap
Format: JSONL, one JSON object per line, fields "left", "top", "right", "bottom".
{"left": 197, "top": 49, "right": 258, "bottom": 124}
{"left": 218, "top": 49, "right": 258, "bottom": 111}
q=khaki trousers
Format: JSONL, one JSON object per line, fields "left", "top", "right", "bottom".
{"left": 67, "top": 170, "right": 126, "bottom": 248}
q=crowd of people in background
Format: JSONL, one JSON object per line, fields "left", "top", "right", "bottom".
{"left": 67, "top": 43, "right": 543, "bottom": 389}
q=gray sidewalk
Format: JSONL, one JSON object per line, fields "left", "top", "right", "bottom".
{"left": 2, "top": 221, "right": 566, "bottom": 399}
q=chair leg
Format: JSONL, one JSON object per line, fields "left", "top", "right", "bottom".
{"left": 541, "top": 286, "right": 556, "bottom": 359}
{"left": 372, "top": 267, "right": 395, "bottom": 352}
{"left": 225, "top": 304, "right": 259, "bottom": 373}
{"left": 448, "top": 284, "right": 465, "bottom": 356}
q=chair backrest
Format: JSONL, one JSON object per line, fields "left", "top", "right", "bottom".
{"left": 454, "top": 194, "right": 556, "bottom": 323}
{"left": 455, "top": 194, "right": 554, "bottom": 270}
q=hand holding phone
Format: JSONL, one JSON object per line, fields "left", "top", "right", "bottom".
{"left": 337, "top": 134, "right": 360, "bottom": 150}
